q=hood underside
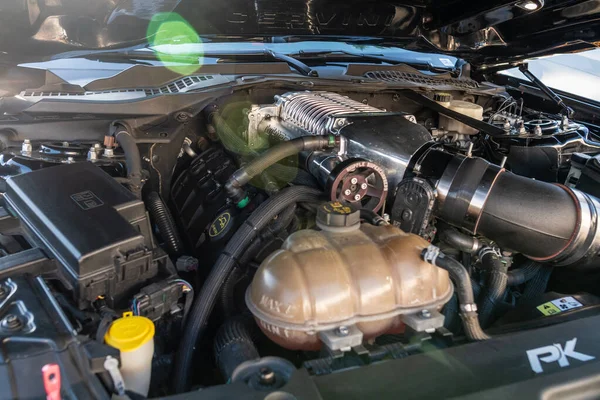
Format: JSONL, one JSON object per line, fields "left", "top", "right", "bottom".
{"left": 0, "top": 0, "right": 599, "bottom": 69}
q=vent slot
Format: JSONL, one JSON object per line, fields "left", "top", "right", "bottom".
{"left": 22, "top": 75, "right": 216, "bottom": 98}
{"left": 364, "top": 71, "right": 479, "bottom": 90}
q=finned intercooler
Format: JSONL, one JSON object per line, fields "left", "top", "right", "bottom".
{"left": 248, "top": 91, "right": 432, "bottom": 193}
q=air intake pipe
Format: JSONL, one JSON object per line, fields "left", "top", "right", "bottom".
{"left": 422, "top": 151, "right": 600, "bottom": 268}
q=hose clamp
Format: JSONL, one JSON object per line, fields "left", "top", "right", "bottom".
{"left": 460, "top": 303, "right": 478, "bottom": 313}
{"left": 551, "top": 189, "right": 600, "bottom": 266}
{"left": 422, "top": 245, "right": 441, "bottom": 265}
{"left": 478, "top": 246, "right": 501, "bottom": 260}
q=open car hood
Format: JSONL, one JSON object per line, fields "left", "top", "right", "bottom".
{"left": 0, "top": 0, "right": 599, "bottom": 69}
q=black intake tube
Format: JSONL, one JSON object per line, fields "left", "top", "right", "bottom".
{"left": 225, "top": 136, "right": 337, "bottom": 202}
{"left": 477, "top": 172, "right": 578, "bottom": 260}
{"left": 432, "top": 152, "right": 600, "bottom": 266}
{"left": 214, "top": 316, "right": 260, "bottom": 382}
{"left": 145, "top": 192, "right": 184, "bottom": 256}
{"left": 172, "top": 186, "right": 323, "bottom": 392}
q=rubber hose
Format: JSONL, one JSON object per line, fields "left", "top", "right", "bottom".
{"left": 291, "top": 169, "right": 320, "bottom": 188}
{"left": 214, "top": 316, "right": 260, "bottom": 382}
{"left": 478, "top": 251, "right": 509, "bottom": 328}
{"left": 521, "top": 265, "right": 554, "bottom": 303}
{"left": 145, "top": 192, "right": 184, "bottom": 256}
{"left": 360, "top": 209, "right": 388, "bottom": 226}
{"left": 220, "top": 205, "right": 297, "bottom": 317}
{"left": 225, "top": 136, "right": 335, "bottom": 202}
{"left": 114, "top": 128, "right": 143, "bottom": 198}
{"left": 507, "top": 261, "right": 541, "bottom": 286}
{"left": 443, "top": 293, "right": 459, "bottom": 330}
{"left": 211, "top": 113, "right": 305, "bottom": 182}
{"left": 421, "top": 246, "right": 490, "bottom": 341}
{"left": 439, "top": 227, "right": 481, "bottom": 254}
{"left": 172, "top": 186, "right": 323, "bottom": 392}
{"left": 221, "top": 267, "right": 245, "bottom": 318}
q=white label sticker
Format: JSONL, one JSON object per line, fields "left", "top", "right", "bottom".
{"left": 439, "top": 58, "right": 455, "bottom": 67}
{"left": 551, "top": 296, "right": 583, "bottom": 312}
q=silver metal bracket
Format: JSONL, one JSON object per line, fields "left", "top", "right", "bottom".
{"left": 402, "top": 310, "right": 445, "bottom": 333}
{"left": 318, "top": 325, "right": 363, "bottom": 352}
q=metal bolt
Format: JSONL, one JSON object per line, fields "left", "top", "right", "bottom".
{"left": 66, "top": 157, "right": 75, "bottom": 163}
{"left": 350, "top": 177, "right": 358, "bottom": 185}
{"left": 21, "top": 139, "right": 33, "bottom": 154}
{"left": 534, "top": 125, "right": 542, "bottom": 136}
{"left": 152, "top": 154, "right": 160, "bottom": 163}
{"left": 393, "top": 94, "right": 400, "bottom": 102}
{"left": 401, "top": 209, "right": 412, "bottom": 221}
{"left": 420, "top": 309, "right": 432, "bottom": 319}
{"left": 62, "top": 141, "right": 69, "bottom": 147}
{"left": 383, "top": 213, "right": 391, "bottom": 223}
{"left": 104, "top": 148, "right": 115, "bottom": 157}
{"left": 354, "top": 194, "right": 361, "bottom": 201}
{"left": 87, "top": 147, "right": 98, "bottom": 161}
{"left": 344, "top": 189, "right": 352, "bottom": 196}
{"left": 94, "top": 143, "right": 102, "bottom": 149}
{"left": 362, "top": 99, "right": 368, "bottom": 104}
{"left": 360, "top": 183, "right": 368, "bottom": 190}
{"left": 259, "top": 368, "right": 275, "bottom": 385}
{"left": 336, "top": 326, "right": 349, "bottom": 336}
{"left": 1, "top": 314, "right": 22, "bottom": 331}
{"left": 142, "top": 156, "right": 151, "bottom": 163}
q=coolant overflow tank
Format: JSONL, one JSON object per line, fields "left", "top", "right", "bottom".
{"left": 246, "top": 202, "right": 453, "bottom": 350}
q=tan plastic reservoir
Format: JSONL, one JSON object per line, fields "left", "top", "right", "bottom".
{"left": 246, "top": 205, "right": 452, "bottom": 350}
{"left": 437, "top": 97, "right": 484, "bottom": 135}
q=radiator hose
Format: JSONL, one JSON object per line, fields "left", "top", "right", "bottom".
{"left": 507, "top": 260, "right": 541, "bottom": 286}
{"left": 214, "top": 315, "right": 260, "bottom": 382}
{"left": 145, "top": 192, "right": 184, "bottom": 256}
{"left": 172, "top": 186, "right": 323, "bottom": 392}
{"left": 225, "top": 136, "right": 339, "bottom": 204}
{"left": 477, "top": 248, "right": 509, "bottom": 328}
{"left": 422, "top": 245, "right": 490, "bottom": 341}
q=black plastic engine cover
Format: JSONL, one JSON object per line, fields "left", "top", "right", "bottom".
{"left": 391, "top": 177, "right": 435, "bottom": 238}
{"left": 170, "top": 147, "right": 238, "bottom": 264}
{"left": 0, "top": 275, "right": 114, "bottom": 399}
{"left": 4, "top": 163, "right": 161, "bottom": 307}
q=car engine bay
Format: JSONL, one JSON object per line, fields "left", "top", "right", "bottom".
{"left": 2, "top": 65, "right": 600, "bottom": 398}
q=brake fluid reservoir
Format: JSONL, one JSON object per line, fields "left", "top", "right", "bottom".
{"left": 105, "top": 312, "right": 155, "bottom": 396}
{"left": 435, "top": 93, "right": 484, "bottom": 135}
{"left": 246, "top": 202, "right": 453, "bottom": 350}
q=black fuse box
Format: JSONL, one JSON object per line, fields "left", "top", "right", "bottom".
{"left": 4, "top": 163, "right": 162, "bottom": 308}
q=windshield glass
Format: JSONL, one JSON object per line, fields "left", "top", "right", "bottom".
{"left": 500, "top": 49, "right": 600, "bottom": 102}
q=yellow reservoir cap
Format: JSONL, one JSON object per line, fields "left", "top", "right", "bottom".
{"left": 105, "top": 312, "right": 155, "bottom": 352}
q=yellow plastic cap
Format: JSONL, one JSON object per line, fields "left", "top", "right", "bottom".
{"left": 105, "top": 312, "right": 155, "bottom": 352}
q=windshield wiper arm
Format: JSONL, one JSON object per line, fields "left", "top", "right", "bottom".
{"left": 264, "top": 50, "right": 317, "bottom": 77}
{"left": 291, "top": 50, "right": 456, "bottom": 74}
{"left": 52, "top": 47, "right": 317, "bottom": 77}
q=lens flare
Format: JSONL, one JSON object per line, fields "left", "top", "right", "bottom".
{"left": 147, "top": 13, "right": 204, "bottom": 75}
